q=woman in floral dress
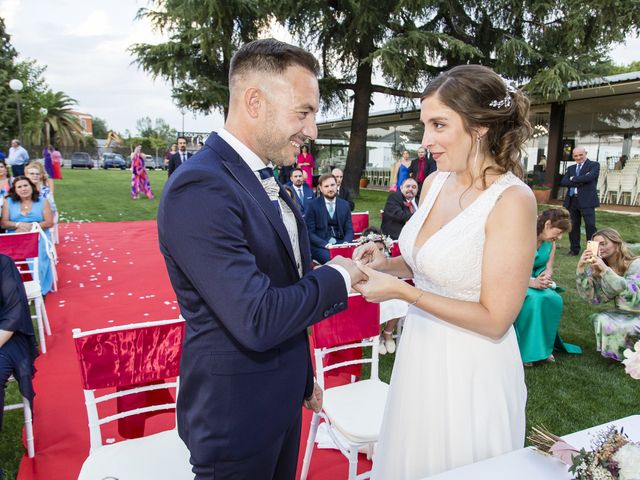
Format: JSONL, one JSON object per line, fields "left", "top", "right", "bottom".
{"left": 576, "top": 228, "right": 640, "bottom": 360}
{"left": 130, "top": 145, "right": 154, "bottom": 200}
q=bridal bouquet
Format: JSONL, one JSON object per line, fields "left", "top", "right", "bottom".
{"left": 529, "top": 425, "right": 640, "bottom": 479}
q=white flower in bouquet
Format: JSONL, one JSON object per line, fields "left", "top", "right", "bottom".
{"left": 622, "top": 341, "right": 640, "bottom": 380}
{"left": 613, "top": 443, "right": 640, "bottom": 480}
{"left": 590, "top": 463, "right": 614, "bottom": 480}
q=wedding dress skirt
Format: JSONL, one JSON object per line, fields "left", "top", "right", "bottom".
{"left": 371, "top": 172, "right": 527, "bottom": 479}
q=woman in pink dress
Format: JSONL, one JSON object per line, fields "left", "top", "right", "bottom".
{"left": 130, "top": 145, "right": 154, "bottom": 200}
{"left": 51, "top": 148, "right": 63, "bottom": 180}
{"left": 296, "top": 144, "right": 314, "bottom": 188}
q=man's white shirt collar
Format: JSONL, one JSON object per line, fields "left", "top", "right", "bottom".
{"left": 218, "top": 128, "right": 272, "bottom": 176}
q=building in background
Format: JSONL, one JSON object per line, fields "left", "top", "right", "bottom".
{"left": 317, "top": 71, "right": 640, "bottom": 205}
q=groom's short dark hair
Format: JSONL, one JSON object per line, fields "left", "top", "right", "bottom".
{"left": 229, "top": 38, "right": 320, "bottom": 85}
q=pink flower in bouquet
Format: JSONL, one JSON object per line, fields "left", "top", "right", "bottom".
{"left": 622, "top": 341, "right": 640, "bottom": 380}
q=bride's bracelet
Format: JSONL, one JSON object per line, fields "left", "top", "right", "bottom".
{"left": 409, "top": 290, "right": 424, "bottom": 306}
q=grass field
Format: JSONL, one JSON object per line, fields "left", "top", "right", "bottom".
{"left": 1, "top": 169, "right": 639, "bottom": 479}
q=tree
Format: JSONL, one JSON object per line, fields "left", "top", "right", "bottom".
{"left": 25, "top": 90, "right": 85, "bottom": 147}
{"left": 92, "top": 116, "right": 109, "bottom": 139}
{"left": 131, "top": 116, "right": 177, "bottom": 157}
{"left": 129, "top": 0, "right": 267, "bottom": 119}
{"left": 129, "top": 1, "right": 640, "bottom": 194}
{"left": 0, "top": 16, "right": 18, "bottom": 146}
{"left": 272, "top": 0, "right": 640, "bottom": 193}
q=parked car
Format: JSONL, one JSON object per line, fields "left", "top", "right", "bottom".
{"left": 71, "top": 152, "right": 94, "bottom": 169}
{"left": 102, "top": 153, "right": 127, "bottom": 170}
{"left": 144, "top": 155, "right": 165, "bottom": 170}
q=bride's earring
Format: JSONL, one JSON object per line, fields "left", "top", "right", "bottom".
{"left": 472, "top": 135, "right": 481, "bottom": 172}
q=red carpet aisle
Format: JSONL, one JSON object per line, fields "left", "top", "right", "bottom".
{"left": 17, "top": 220, "right": 371, "bottom": 480}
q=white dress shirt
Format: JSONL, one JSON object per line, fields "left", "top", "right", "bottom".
{"left": 218, "top": 129, "right": 350, "bottom": 291}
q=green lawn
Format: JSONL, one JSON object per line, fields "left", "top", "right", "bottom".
{"left": 1, "top": 169, "right": 639, "bottom": 478}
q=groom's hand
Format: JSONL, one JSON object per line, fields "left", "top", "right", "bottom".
{"left": 327, "top": 256, "right": 367, "bottom": 287}
{"left": 303, "top": 382, "right": 323, "bottom": 413}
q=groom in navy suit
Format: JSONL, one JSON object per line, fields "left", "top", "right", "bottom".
{"left": 158, "top": 39, "right": 364, "bottom": 480}
{"left": 560, "top": 146, "right": 600, "bottom": 255}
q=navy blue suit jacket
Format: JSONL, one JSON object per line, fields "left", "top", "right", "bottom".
{"left": 560, "top": 159, "right": 600, "bottom": 209}
{"left": 168, "top": 151, "right": 193, "bottom": 177}
{"left": 305, "top": 196, "right": 354, "bottom": 248}
{"left": 286, "top": 182, "right": 315, "bottom": 213}
{"left": 157, "top": 133, "right": 348, "bottom": 465}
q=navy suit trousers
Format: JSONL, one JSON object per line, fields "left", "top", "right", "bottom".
{"left": 192, "top": 411, "right": 302, "bottom": 480}
{"left": 567, "top": 195, "right": 596, "bottom": 253}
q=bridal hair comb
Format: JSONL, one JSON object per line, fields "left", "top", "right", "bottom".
{"left": 489, "top": 77, "right": 518, "bottom": 109}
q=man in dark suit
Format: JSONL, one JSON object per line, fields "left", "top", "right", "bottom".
{"left": 381, "top": 177, "right": 418, "bottom": 240}
{"left": 560, "top": 146, "right": 600, "bottom": 255}
{"left": 305, "top": 173, "right": 354, "bottom": 264}
{"left": 331, "top": 167, "right": 355, "bottom": 211}
{"left": 167, "top": 136, "right": 192, "bottom": 177}
{"left": 278, "top": 164, "right": 295, "bottom": 185}
{"left": 286, "top": 167, "right": 314, "bottom": 213}
{"left": 158, "top": 39, "right": 364, "bottom": 480}
{"left": 409, "top": 146, "right": 436, "bottom": 195}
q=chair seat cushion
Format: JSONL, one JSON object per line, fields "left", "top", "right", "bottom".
{"left": 23, "top": 280, "right": 41, "bottom": 299}
{"left": 323, "top": 379, "right": 389, "bottom": 444}
{"left": 78, "top": 429, "right": 192, "bottom": 480}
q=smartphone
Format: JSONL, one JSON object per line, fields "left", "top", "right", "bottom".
{"left": 586, "top": 240, "right": 599, "bottom": 262}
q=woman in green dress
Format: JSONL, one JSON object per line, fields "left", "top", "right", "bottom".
{"left": 576, "top": 228, "right": 640, "bottom": 361}
{"left": 514, "top": 208, "right": 582, "bottom": 364}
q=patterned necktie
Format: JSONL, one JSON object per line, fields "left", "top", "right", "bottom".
{"left": 258, "top": 167, "right": 281, "bottom": 216}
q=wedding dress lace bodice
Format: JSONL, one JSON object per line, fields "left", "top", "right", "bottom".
{"left": 398, "top": 171, "right": 525, "bottom": 302}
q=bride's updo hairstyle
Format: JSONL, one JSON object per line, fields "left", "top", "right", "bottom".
{"left": 421, "top": 65, "right": 532, "bottom": 183}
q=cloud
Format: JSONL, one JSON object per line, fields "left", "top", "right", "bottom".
{"left": 68, "top": 9, "right": 111, "bottom": 37}
{"left": 0, "top": 0, "right": 21, "bottom": 29}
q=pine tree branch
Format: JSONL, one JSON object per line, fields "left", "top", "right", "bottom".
{"left": 371, "top": 84, "right": 422, "bottom": 98}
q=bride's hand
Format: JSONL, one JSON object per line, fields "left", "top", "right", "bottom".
{"left": 353, "top": 263, "right": 401, "bottom": 303}
{"left": 352, "top": 242, "right": 387, "bottom": 269}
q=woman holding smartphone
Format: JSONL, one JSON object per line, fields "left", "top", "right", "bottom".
{"left": 576, "top": 228, "right": 640, "bottom": 360}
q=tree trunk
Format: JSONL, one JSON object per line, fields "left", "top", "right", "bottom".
{"left": 343, "top": 48, "right": 374, "bottom": 197}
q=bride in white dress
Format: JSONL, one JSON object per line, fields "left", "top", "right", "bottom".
{"left": 353, "top": 65, "right": 538, "bottom": 479}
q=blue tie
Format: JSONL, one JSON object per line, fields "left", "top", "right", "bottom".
{"left": 571, "top": 164, "right": 582, "bottom": 196}
{"left": 258, "top": 167, "right": 281, "bottom": 215}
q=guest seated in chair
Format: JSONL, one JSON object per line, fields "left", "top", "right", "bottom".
{"left": 306, "top": 173, "right": 354, "bottom": 264}
{"left": 358, "top": 227, "right": 408, "bottom": 355}
{"left": 0, "top": 253, "right": 38, "bottom": 437}
{"left": 0, "top": 176, "right": 54, "bottom": 295}
{"left": 25, "top": 161, "right": 56, "bottom": 217}
{"left": 286, "top": 167, "right": 314, "bottom": 213}
{"left": 332, "top": 167, "right": 355, "bottom": 211}
{"left": 514, "top": 208, "right": 582, "bottom": 365}
{"left": 381, "top": 177, "right": 418, "bottom": 240}
{"left": 576, "top": 228, "right": 640, "bottom": 361}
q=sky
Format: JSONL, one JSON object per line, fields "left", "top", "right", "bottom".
{"left": 2, "top": 0, "right": 640, "bottom": 137}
